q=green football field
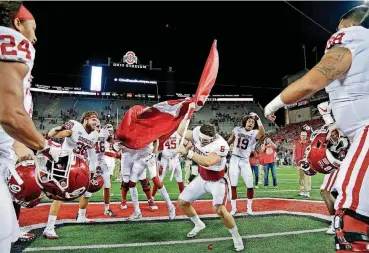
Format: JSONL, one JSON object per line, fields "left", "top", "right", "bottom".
{"left": 14, "top": 166, "right": 336, "bottom": 253}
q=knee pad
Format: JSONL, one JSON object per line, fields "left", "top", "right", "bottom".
{"left": 335, "top": 209, "right": 369, "bottom": 252}
{"left": 121, "top": 181, "right": 129, "bottom": 191}
{"left": 129, "top": 181, "right": 137, "bottom": 188}
{"left": 83, "top": 191, "right": 93, "bottom": 198}
{"left": 152, "top": 177, "right": 163, "bottom": 189}
{"left": 140, "top": 178, "right": 150, "bottom": 192}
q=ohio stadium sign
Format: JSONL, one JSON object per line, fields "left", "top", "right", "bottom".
{"left": 112, "top": 51, "right": 148, "bottom": 69}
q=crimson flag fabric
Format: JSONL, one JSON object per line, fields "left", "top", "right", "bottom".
{"left": 193, "top": 40, "right": 219, "bottom": 107}
{"left": 115, "top": 98, "right": 194, "bottom": 150}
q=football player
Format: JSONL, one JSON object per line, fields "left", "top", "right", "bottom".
{"left": 0, "top": 3, "right": 60, "bottom": 251}
{"left": 227, "top": 113, "right": 265, "bottom": 215}
{"left": 152, "top": 131, "right": 186, "bottom": 198}
{"left": 264, "top": 5, "right": 369, "bottom": 252}
{"left": 176, "top": 102, "right": 244, "bottom": 252}
{"left": 42, "top": 111, "right": 99, "bottom": 239}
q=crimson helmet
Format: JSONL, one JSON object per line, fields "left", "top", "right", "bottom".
{"left": 87, "top": 172, "right": 104, "bottom": 193}
{"left": 7, "top": 160, "right": 43, "bottom": 208}
{"left": 302, "top": 127, "right": 349, "bottom": 175}
{"left": 35, "top": 151, "right": 91, "bottom": 201}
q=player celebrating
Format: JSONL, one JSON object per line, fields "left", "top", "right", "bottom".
{"left": 94, "top": 123, "right": 116, "bottom": 216}
{"left": 43, "top": 111, "right": 99, "bottom": 239}
{"left": 0, "top": 3, "right": 61, "bottom": 251}
{"left": 264, "top": 4, "right": 369, "bottom": 252}
{"left": 176, "top": 103, "right": 244, "bottom": 252}
{"left": 152, "top": 131, "right": 186, "bottom": 198}
{"left": 227, "top": 113, "right": 265, "bottom": 215}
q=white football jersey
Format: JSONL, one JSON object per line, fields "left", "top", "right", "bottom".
{"left": 61, "top": 120, "right": 98, "bottom": 162}
{"left": 192, "top": 126, "right": 229, "bottom": 171}
{"left": 162, "top": 132, "right": 181, "bottom": 158}
{"left": 231, "top": 127, "right": 258, "bottom": 159}
{"left": 93, "top": 128, "right": 110, "bottom": 160}
{"left": 324, "top": 26, "right": 369, "bottom": 139}
{"left": 0, "top": 26, "right": 35, "bottom": 158}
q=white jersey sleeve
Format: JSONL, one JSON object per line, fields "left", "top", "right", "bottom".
{"left": 0, "top": 26, "right": 35, "bottom": 71}
{"left": 325, "top": 26, "right": 363, "bottom": 57}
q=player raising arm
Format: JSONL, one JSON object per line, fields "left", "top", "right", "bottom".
{"left": 176, "top": 102, "right": 244, "bottom": 252}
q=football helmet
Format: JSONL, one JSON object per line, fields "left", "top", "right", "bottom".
{"left": 87, "top": 169, "right": 104, "bottom": 193}
{"left": 301, "top": 126, "right": 349, "bottom": 175}
{"left": 35, "top": 151, "right": 91, "bottom": 201}
{"left": 7, "top": 160, "right": 42, "bottom": 208}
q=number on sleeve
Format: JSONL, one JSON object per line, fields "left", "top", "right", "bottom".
{"left": 326, "top": 32, "right": 345, "bottom": 50}
{"left": 0, "top": 35, "right": 31, "bottom": 60}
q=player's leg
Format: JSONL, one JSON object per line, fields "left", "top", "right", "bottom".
{"left": 211, "top": 179, "right": 244, "bottom": 251}
{"left": 174, "top": 158, "right": 184, "bottom": 193}
{"left": 138, "top": 170, "right": 158, "bottom": 211}
{"left": 240, "top": 160, "right": 254, "bottom": 214}
{"left": 152, "top": 157, "right": 167, "bottom": 198}
{"left": 76, "top": 191, "right": 93, "bottom": 223}
{"left": 304, "top": 173, "right": 311, "bottom": 198}
{"left": 13, "top": 202, "right": 36, "bottom": 242}
{"left": 127, "top": 161, "right": 143, "bottom": 220}
{"left": 120, "top": 152, "right": 134, "bottom": 209}
{"left": 43, "top": 200, "right": 63, "bottom": 239}
{"left": 146, "top": 155, "right": 175, "bottom": 218}
{"left": 228, "top": 156, "right": 240, "bottom": 215}
{"left": 334, "top": 126, "right": 369, "bottom": 252}
{"left": 102, "top": 168, "right": 116, "bottom": 217}
{"left": 177, "top": 176, "right": 207, "bottom": 238}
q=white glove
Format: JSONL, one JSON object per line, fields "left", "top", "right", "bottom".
{"left": 38, "top": 139, "right": 62, "bottom": 163}
{"left": 317, "top": 102, "right": 334, "bottom": 125}
{"left": 249, "top": 112, "right": 262, "bottom": 126}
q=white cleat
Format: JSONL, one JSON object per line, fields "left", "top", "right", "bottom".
{"left": 120, "top": 204, "right": 128, "bottom": 210}
{"left": 42, "top": 228, "right": 59, "bottom": 239}
{"left": 168, "top": 204, "right": 176, "bottom": 220}
{"left": 326, "top": 225, "right": 335, "bottom": 235}
{"left": 230, "top": 209, "right": 237, "bottom": 216}
{"left": 148, "top": 198, "right": 159, "bottom": 211}
{"left": 187, "top": 222, "right": 206, "bottom": 238}
{"left": 127, "top": 211, "right": 142, "bottom": 221}
{"left": 232, "top": 234, "right": 245, "bottom": 252}
{"left": 76, "top": 215, "right": 95, "bottom": 223}
{"left": 247, "top": 207, "right": 254, "bottom": 215}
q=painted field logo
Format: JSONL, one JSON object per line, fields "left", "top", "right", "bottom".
{"left": 123, "top": 51, "right": 138, "bottom": 65}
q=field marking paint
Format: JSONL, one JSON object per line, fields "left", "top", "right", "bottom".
{"left": 23, "top": 228, "right": 327, "bottom": 252}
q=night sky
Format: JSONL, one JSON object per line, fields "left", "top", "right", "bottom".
{"left": 25, "top": 1, "right": 362, "bottom": 107}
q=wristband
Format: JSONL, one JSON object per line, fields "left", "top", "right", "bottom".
{"left": 268, "top": 94, "right": 286, "bottom": 114}
{"left": 256, "top": 118, "right": 263, "bottom": 126}
{"left": 186, "top": 150, "right": 194, "bottom": 159}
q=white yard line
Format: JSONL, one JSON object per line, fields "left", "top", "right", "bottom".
{"left": 24, "top": 227, "right": 327, "bottom": 252}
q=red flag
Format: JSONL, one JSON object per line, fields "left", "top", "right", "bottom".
{"left": 194, "top": 40, "right": 219, "bottom": 107}
{"left": 115, "top": 98, "right": 193, "bottom": 150}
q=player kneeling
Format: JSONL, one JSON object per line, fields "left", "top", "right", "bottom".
{"left": 176, "top": 103, "right": 244, "bottom": 252}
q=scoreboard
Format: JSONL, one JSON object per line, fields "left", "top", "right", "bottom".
{"left": 82, "top": 51, "right": 173, "bottom": 94}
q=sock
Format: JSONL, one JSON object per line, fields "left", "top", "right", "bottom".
{"left": 190, "top": 215, "right": 202, "bottom": 226}
{"left": 104, "top": 204, "right": 109, "bottom": 212}
{"left": 46, "top": 215, "right": 57, "bottom": 230}
{"left": 159, "top": 185, "right": 172, "bottom": 207}
{"left": 177, "top": 182, "right": 185, "bottom": 193}
{"left": 247, "top": 188, "right": 254, "bottom": 199}
{"left": 78, "top": 208, "right": 86, "bottom": 218}
{"left": 228, "top": 225, "right": 240, "bottom": 236}
{"left": 129, "top": 187, "right": 140, "bottom": 214}
{"left": 152, "top": 184, "right": 158, "bottom": 198}
{"left": 247, "top": 199, "right": 253, "bottom": 209}
{"left": 231, "top": 199, "right": 237, "bottom": 211}
{"left": 140, "top": 179, "right": 153, "bottom": 200}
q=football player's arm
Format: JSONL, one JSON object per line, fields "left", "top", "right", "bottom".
{"left": 227, "top": 133, "right": 235, "bottom": 146}
{"left": 189, "top": 152, "right": 222, "bottom": 168}
{"left": 256, "top": 127, "right": 265, "bottom": 141}
{"left": 264, "top": 46, "right": 352, "bottom": 117}
{"left": 48, "top": 126, "right": 72, "bottom": 138}
{"left": 13, "top": 141, "right": 34, "bottom": 162}
{"left": 0, "top": 62, "right": 45, "bottom": 150}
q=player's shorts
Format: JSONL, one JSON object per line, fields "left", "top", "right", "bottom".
{"left": 130, "top": 154, "right": 157, "bottom": 182}
{"left": 0, "top": 158, "right": 20, "bottom": 246}
{"left": 97, "top": 160, "right": 111, "bottom": 188}
{"left": 105, "top": 156, "right": 115, "bottom": 176}
{"left": 335, "top": 125, "right": 369, "bottom": 217}
{"left": 179, "top": 175, "right": 229, "bottom": 206}
{"left": 161, "top": 155, "right": 181, "bottom": 179}
{"left": 229, "top": 155, "right": 253, "bottom": 188}
{"left": 120, "top": 147, "right": 149, "bottom": 182}
{"left": 320, "top": 169, "right": 339, "bottom": 192}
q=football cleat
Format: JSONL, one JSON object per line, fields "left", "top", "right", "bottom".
{"left": 104, "top": 209, "right": 117, "bottom": 217}
{"left": 148, "top": 198, "right": 158, "bottom": 211}
{"left": 187, "top": 222, "right": 206, "bottom": 238}
{"left": 42, "top": 228, "right": 59, "bottom": 239}
{"left": 127, "top": 211, "right": 142, "bottom": 221}
{"left": 232, "top": 234, "right": 245, "bottom": 252}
